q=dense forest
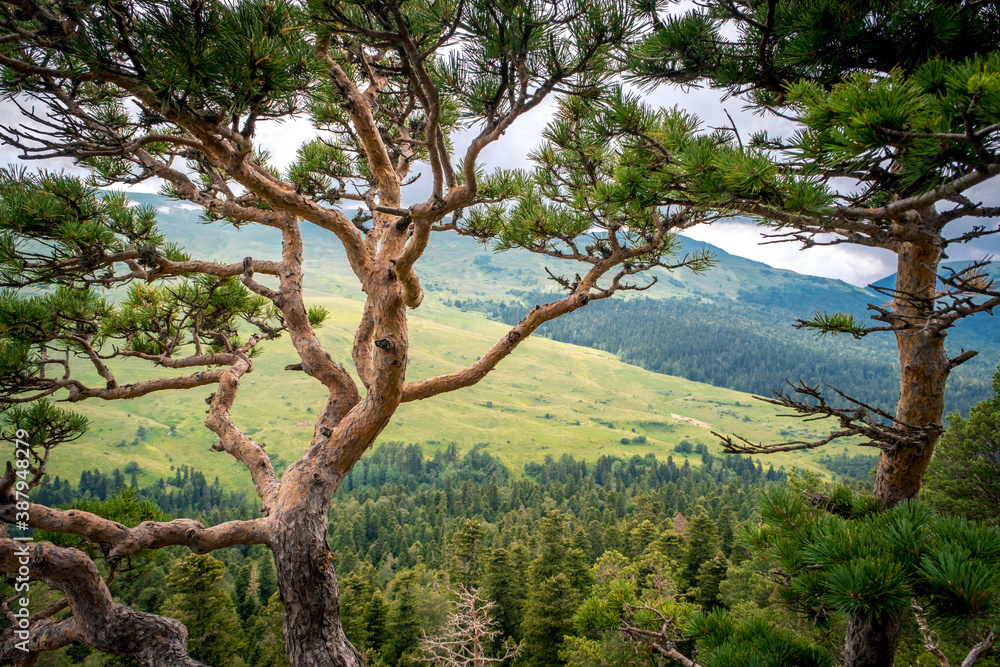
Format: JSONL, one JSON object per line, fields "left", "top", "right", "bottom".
{"left": 457, "top": 292, "right": 998, "bottom": 414}
{"left": 11, "top": 434, "right": 994, "bottom": 667}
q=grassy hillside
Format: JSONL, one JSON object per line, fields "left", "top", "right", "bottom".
{"left": 55, "top": 292, "right": 845, "bottom": 494}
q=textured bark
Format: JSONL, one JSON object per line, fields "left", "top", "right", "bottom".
{"left": 874, "top": 235, "right": 949, "bottom": 505}
{"left": 851, "top": 217, "right": 946, "bottom": 667}
{"left": 0, "top": 540, "right": 204, "bottom": 666}
{"left": 270, "top": 503, "right": 362, "bottom": 667}
{"left": 0, "top": 5, "right": 676, "bottom": 665}
{"left": 843, "top": 613, "right": 905, "bottom": 667}
{"left": 0, "top": 503, "right": 269, "bottom": 561}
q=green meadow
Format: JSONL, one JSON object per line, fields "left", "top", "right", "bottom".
{"left": 59, "top": 291, "right": 847, "bottom": 494}
{"left": 37, "top": 195, "right": 877, "bottom": 493}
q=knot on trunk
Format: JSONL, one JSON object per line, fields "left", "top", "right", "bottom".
{"left": 374, "top": 338, "right": 395, "bottom": 351}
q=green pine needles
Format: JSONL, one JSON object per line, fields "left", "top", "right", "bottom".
{"left": 745, "top": 487, "right": 1000, "bottom": 635}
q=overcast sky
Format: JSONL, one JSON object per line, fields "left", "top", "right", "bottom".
{"left": 2, "top": 79, "right": 997, "bottom": 287}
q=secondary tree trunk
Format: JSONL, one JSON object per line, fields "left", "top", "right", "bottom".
{"left": 851, "top": 224, "right": 947, "bottom": 667}
{"left": 843, "top": 613, "right": 906, "bottom": 667}
{"left": 874, "top": 234, "right": 948, "bottom": 504}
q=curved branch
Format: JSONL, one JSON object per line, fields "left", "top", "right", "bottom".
{"left": 57, "top": 370, "right": 226, "bottom": 402}
{"left": 401, "top": 289, "right": 592, "bottom": 402}
{"left": 0, "top": 539, "right": 205, "bottom": 666}
{"left": 204, "top": 356, "right": 280, "bottom": 511}
{"left": 838, "top": 163, "right": 1000, "bottom": 221}
{"left": 0, "top": 504, "right": 270, "bottom": 562}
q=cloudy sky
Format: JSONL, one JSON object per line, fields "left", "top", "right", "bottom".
{"left": 2, "top": 79, "right": 997, "bottom": 287}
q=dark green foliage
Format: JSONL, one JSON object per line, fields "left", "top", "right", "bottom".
{"left": 679, "top": 513, "right": 718, "bottom": 590}
{"left": 161, "top": 554, "right": 247, "bottom": 667}
{"left": 460, "top": 292, "right": 997, "bottom": 415}
{"left": 233, "top": 558, "right": 258, "bottom": 621}
{"left": 0, "top": 173, "right": 286, "bottom": 404}
{"left": 818, "top": 452, "right": 880, "bottom": 482}
{"left": 521, "top": 511, "right": 593, "bottom": 666}
{"left": 744, "top": 488, "right": 1000, "bottom": 635}
{"left": 695, "top": 552, "right": 729, "bottom": 611}
{"left": 257, "top": 554, "right": 278, "bottom": 608}
{"left": 340, "top": 563, "right": 387, "bottom": 655}
{"left": 924, "top": 360, "right": 1000, "bottom": 525}
{"left": 253, "top": 592, "right": 291, "bottom": 667}
{"left": 31, "top": 442, "right": 785, "bottom": 666}
{"left": 0, "top": 170, "right": 186, "bottom": 288}
{"left": 483, "top": 546, "right": 527, "bottom": 646}
{"left": 521, "top": 573, "right": 582, "bottom": 667}
{"left": 629, "top": 1, "right": 1000, "bottom": 116}
{"left": 448, "top": 518, "right": 487, "bottom": 587}
{"left": 383, "top": 570, "right": 422, "bottom": 666}
{"left": 686, "top": 610, "right": 834, "bottom": 667}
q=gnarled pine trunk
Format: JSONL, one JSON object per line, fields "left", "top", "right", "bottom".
{"left": 271, "top": 498, "right": 362, "bottom": 667}
{"left": 843, "top": 613, "right": 906, "bottom": 667}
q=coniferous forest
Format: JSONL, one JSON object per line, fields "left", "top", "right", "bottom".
{"left": 13, "top": 408, "right": 1000, "bottom": 667}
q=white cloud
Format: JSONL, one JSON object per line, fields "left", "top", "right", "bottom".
{"left": 2, "top": 81, "right": 994, "bottom": 287}
{"left": 682, "top": 221, "right": 897, "bottom": 286}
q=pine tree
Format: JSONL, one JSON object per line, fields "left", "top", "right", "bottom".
{"left": 520, "top": 512, "right": 590, "bottom": 666}
{"left": 0, "top": 0, "right": 717, "bottom": 660}
{"left": 609, "top": 2, "right": 1000, "bottom": 663}
{"left": 521, "top": 573, "right": 580, "bottom": 667}
{"left": 384, "top": 569, "right": 423, "bottom": 666}
{"left": 923, "top": 360, "right": 1000, "bottom": 525}
{"left": 233, "top": 558, "right": 258, "bottom": 622}
{"left": 694, "top": 553, "right": 728, "bottom": 612}
{"left": 254, "top": 592, "right": 291, "bottom": 667}
{"left": 161, "top": 554, "right": 247, "bottom": 667}
{"left": 483, "top": 548, "right": 525, "bottom": 646}
{"left": 745, "top": 487, "right": 1000, "bottom": 667}
{"left": 679, "top": 514, "right": 718, "bottom": 591}
{"left": 449, "top": 519, "right": 487, "bottom": 588}
{"left": 257, "top": 553, "right": 279, "bottom": 607}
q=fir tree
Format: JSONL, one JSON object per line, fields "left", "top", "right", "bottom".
{"left": 254, "top": 592, "right": 291, "bottom": 667}
{"left": 161, "top": 554, "right": 247, "bottom": 667}
{"left": 694, "top": 552, "right": 728, "bottom": 612}
{"left": 679, "top": 513, "right": 718, "bottom": 591}
{"left": 233, "top": 558, "right": 258, "bottom": 622}
{"left": 449, "top": 519, "right": 487, "bottom": 588}
{"left": 924, "top": 360, "right": 1000, "bottom": 525}
{"left": 483, "top": 547, "right": 525, "bottom": 646}
{"left": 384, "top": 569, "right": 423, "bottom": 666}
{"left": 520, "top": 512, "right": 591, "bottom": 666}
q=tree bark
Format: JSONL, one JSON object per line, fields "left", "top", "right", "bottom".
{"left": 0, "top": 540, "right": 204, "bottom": 666}
{"left": 853, "top": 219, "right": 946, "bottom": 666}
{"left": 843, "top": 613, "right": 905, "bottom": 667}
{"left": 270, "top": 503, "right": 362, "bottom": 667}
{"left": 873, "top": 234, "right": 949, "bottom": 505}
